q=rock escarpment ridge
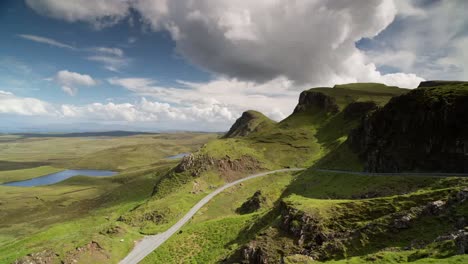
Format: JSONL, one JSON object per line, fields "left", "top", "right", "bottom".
{"left": 349, "top": 81, "right": 468, "bottom": 173}
{"left": 293, "top": 90, "right": 340, "bottom": 114}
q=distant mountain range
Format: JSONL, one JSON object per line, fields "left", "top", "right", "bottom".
{"left": 12, "top": 130, "right": 158, "bottom": 138}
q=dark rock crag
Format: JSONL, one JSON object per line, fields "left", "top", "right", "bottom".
{"left": 349, "top": 82, "right": 468, "bottom": 173}
{"left": 293, "top": 91, "right": 339, "bottom": 114}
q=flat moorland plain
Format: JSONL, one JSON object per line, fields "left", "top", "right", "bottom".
{"left": 0, "top": 132, "right": 218, "bottom": 173}
{"left": 0, "top": 132, "right": 218, "bottom": 263}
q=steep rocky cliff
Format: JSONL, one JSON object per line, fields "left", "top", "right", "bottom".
{"left": 349, "top": 81, "right": 468, "bottom": 172}
{"left": 293, "top": 90, "right": 340, "bottom": 114}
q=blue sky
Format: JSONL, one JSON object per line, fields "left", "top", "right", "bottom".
{"left": 0, "top": 1, "right": 208, "bottom": 105}
{"left": 0, "top": 0, "right": 466, "bottom": 132}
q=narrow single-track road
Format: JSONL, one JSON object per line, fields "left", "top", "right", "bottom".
{"left": 120, "top": 168, "right": 305, "bottom": 264}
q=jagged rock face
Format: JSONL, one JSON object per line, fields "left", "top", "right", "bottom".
{"left": 242, "top": 244, "right": 269, "bottom": 264}
{"left": 349, "top": 84, "right": 468, "bottom": 173}
{"left": 175, "top": 153, "right": 215, "bottom": 176}
{"left": 293, "top": 91, "right": 339, "bottom": 114}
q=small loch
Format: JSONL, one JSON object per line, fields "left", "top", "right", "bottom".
{"left": 2, "top": 169, "right": 117, "bottom": 187}
{"left": 166, "top": 153, "right": 190, "bottom": 160}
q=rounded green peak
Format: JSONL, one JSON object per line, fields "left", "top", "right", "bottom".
{"left": 223, "top": 110, "right": 275, "bottom": 138}
{"left": 243, "top": 110, "right": 269, "bottom": 119}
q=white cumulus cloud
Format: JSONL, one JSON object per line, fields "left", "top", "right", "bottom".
{"left": 54, "top": 70, "right": 97, "bottom": 96}
{"left": 0, "top": 90, "right": 55, "bottom": 116}
{"left": 367, "top": 0, "right": 468, "bottom": 81}
{"left": 108, "top": 76, "right": 301, "bottom": 122}
{"left": 25, "top": 0, "right": 130, "bottom": 29}
{"left": 27, "top": 0, "right": 425, "bottom": 88}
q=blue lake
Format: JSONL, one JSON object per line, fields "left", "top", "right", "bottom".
{"left": 2, "top": 169, "right": 117, "bottom": 187}
{"left": 166, "top": 153, "right": 190, "bottom": 159}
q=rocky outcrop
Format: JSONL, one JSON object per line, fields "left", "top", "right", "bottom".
{"left": 64, "top": 241, "right": 109, "bottom": 264}
{"left": 175, "top": 153, "right": 261, "bottom": 180}
{"left": 14, "top": 250, "right": 59, "bottom": 264}
{"left": 279, "top": 201, "right": 345, "bottom": 260}
{"left": 293, "top": 91, "right": 339, "bottom": 114}
{"left": 435, "top": 230, "right": 468, "bottom": 255}
{"left": 236, "top": 190, "right": 266, "bottom": 214}
{"left": 349, "top": 82, "right": 468, "bottom": 172}
{"left": 175, "top": 153, "right": 216, "bottom": 176}
{"left": 223, "top": 110, "right": 275, "bottom": 138}
{"left": 242, "top": 244, "right": 269, "bottom": 264}
{"left": 153, "top": 153, "right": 262, "bottom": 196}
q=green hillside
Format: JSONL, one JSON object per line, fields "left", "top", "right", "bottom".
{"left": 5, "top": 82, "right": 467, "bottom": 264}
{"left": 137, "top": 82, "right": 467, "bottom": 263}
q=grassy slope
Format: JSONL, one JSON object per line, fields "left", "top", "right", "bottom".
{"left": 4, "top": 83, "right": 465, "bottom": 263}
{"left": 115, "top": 83, "right": 410, "bottom": 263}
{"left": 141, "top": 169, "right": 467, "bottom": 263}
{"left": 201, "top": 83, "right": 407, "bottom": 170}
{"left": 142, "top": 171, "right": 298, "bottom": 263}
{"left": 139, "top": 83, "right": 467, "bottom": 263}
{"left": 0, "top": 168, "right": 165, "bottom": 263}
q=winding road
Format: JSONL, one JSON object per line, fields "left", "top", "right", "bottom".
{"left": 119, "top": 168, "right": 305, "bottom": 264}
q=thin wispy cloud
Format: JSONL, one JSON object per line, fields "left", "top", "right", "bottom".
{"left": 91, "top": 47, "right": 124, "bottom": 57}
{"left": 18, "top": 33, "right": 130, "bottom": 72}
{"left": 87, "top": 55, "right": 129, "bottom": 72}
{"left": 17, "top": 34, "right": 76, "bottom": 50}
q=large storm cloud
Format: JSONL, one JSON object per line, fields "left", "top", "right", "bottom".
{"left": 27, "top": 0, "right": 425, "bottom": 87}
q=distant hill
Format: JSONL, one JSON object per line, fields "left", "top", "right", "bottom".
{"left": 14, "top": 130, "right": 158, "bottom": 138}
{"left": 223, "top": 110, "right": 276, "bottom": 138}
{"left": 167, "top": 82, "right": 407, "bottom": 181}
